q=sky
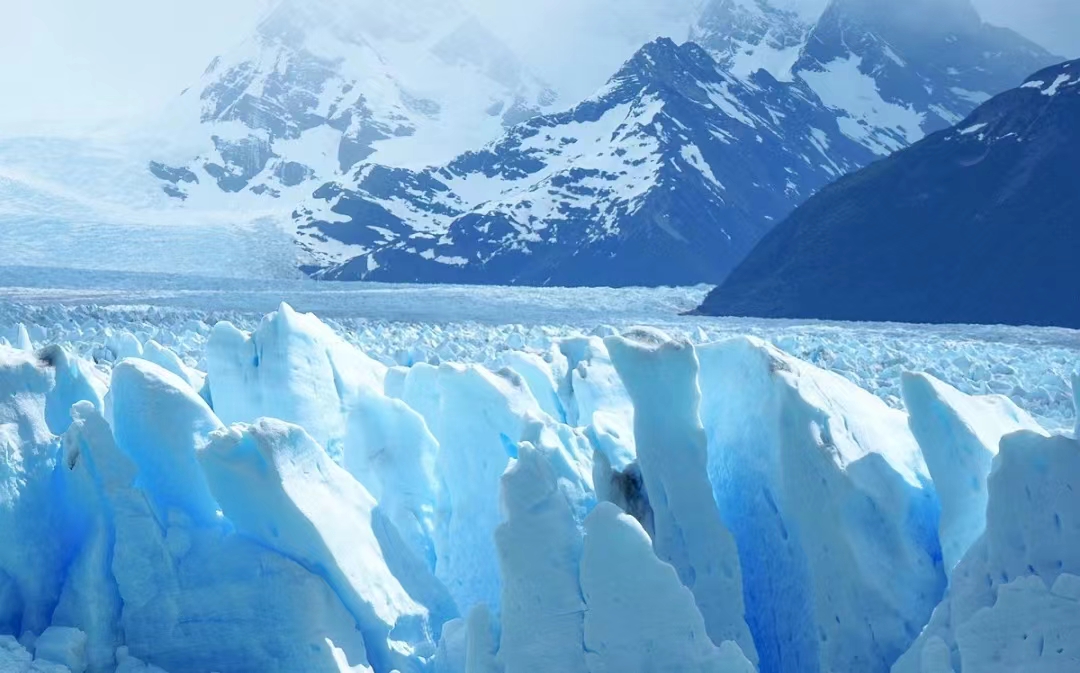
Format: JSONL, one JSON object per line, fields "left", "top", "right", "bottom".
{"left": 1, "top": 0, "right": 1078, "bottom": 135}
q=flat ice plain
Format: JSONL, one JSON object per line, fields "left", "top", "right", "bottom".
{"left": 1, "top": 265, "right": 1076, "bottom": 433}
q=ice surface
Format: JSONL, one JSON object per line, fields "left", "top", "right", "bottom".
{"left": 200, "top": 419, "right": 452, "bottom": 671}
{"left": 1, "top": 634, "right": 72, "bottom": 672}
{"left": 430, "top": 363, "right": 549, "bottom": 614}
{"left": 0, "top": 347, "right": 66, "bottom": 638}
{"left": 33, "top": 627, "right": 87, "bottom": 673}
{"left": 902, "top": 372, "right": 1047, "bottom": 578}
{"left": 344, "top": 390, "right": 441, "bottom": 571}
{"left": 1074, "top": 371, "right": 1080, "bottom": 439}
{"left": 38, "top": 345, "right": 107, "bottom": 436}
{"left": 698, "top": 337, "right": 944, "bottom": 673}
{"left": 893, "top": 431, "right": 1080, "bottom": 673}
{"left": 559, "top": 337, "right": 635, "bottom": 470}
{"left": 605, "top": 329, "right": 757, "bottom": 664}
{"left": 106, "top": 359, "right": 223, "bottom": 526}
{"left": 495, "top": 442, "right": 587, "bottom": 673}
{"left": 2, "top": 272, "right": 1074, "bottom": 434}
{"left": 579, "top": 502, "right": 756, "bottom": 673}
{"left": 206, "top": 302, "right": 386, "bottom": 460}
{"left": 2, "top": 280, "right": 1079, "bottom": 673}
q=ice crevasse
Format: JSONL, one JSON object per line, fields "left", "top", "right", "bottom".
{"left": 0, "top": 303, "right": 1077, "bottom": 673}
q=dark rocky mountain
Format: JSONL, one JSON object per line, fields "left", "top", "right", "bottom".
{"left": 697, "top": 59, "right": 1080, "bottom": 327}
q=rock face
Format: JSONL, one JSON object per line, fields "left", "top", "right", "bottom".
{"left": 698, "top": 58, "right": 1080, "bottom": 328}
{"left": 294, "top": 0, "right": 1056, "bottom": 286}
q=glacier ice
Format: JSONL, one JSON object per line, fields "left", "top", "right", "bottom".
{"left": 0, "top": 347, "right": 67, "bottom": 639}
{"left": 1, "top": 296, "right": 1078, "bottom": 673}
{"left": 32, "top": 627, "right": 87, "bottom": 673}
{"left": 86, "top": 366, "right": 378, "bottom": 673}
{"left": 495, "top": 442, "right": 587, "bottom": 673}
{"left": 200, "top": 419, "right": 452, "bottom": 670}
{"left": 462, "top": 604, "right": 500, "bottom": 673}
{"left": 206, "top": 302, "right": 387, "bottom": 460}
{"left": 343, "top": 390, "right": 441, "bottom": 571}
{"left": 105, "top": 359, "right": 223, "bottom": 527}
{"left": 1074, "top": 371, "right": 1080, "bottom": 438}
{"left": 606, "top": 329, "right": 758, "bottom": 665}
{"left": 580, "top": 502, "right": 756, "bottom": 673}
{"left": 698, "top": 336, "right": 944, "bottom": 673}
{"left": 496, "top": 350, "right": 566, "bottom": 423}
{"left": 902, "top": 372, "right": 1046, "bottom": 578}
{"left": 893, "top": 430, "right": 1080, "bottom": 673}
{"left": 558, "top": 337, "right": 636, "bottom": 470}
{"left": 1, "top": 634, "right": 70, "bottom": 672}
{"left": 430, "top": 363, "right": 555, "bottom": 614}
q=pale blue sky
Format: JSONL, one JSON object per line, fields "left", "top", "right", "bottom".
{"left": 1, "top": 0, "right": 1076, "bottom": 134}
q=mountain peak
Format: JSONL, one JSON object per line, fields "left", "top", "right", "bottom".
{"left": 822, "top": 0, "right": 983, "bottom": 35}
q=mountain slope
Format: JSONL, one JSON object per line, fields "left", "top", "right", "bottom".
{"left": 295, "top": 38, "right": 876, "bottom": 286}
{"left": 296, "top": 0, "right": 1058, "bottom": 287}
{"left": 794, "top": 0, "right": 1059, "bottom": 146}
{"left": 693, "top": 0, "right": 1058, "bottom": 153}
{"left": 697, "top": 59, "right": 1080, "bottom": 327}
{"left": 146, "top": 0, "right": 556, "bottom": 206}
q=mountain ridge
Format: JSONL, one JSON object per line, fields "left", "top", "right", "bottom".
{"left": 290, "top": 0, "right": 1058, "bottom": 286}
{"left": 696, "top": 57, "right": 1080, "bottom": 327}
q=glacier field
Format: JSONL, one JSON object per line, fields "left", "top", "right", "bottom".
{"left": 1, "top": 272, "right": 1079, "bottom": 673}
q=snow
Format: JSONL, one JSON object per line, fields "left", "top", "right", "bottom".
{"left": 680, "top": 142, "right": 726, "bottom": 190}
{"left": 799, "top": 55, "right": 926, "bottom": 156}
{"left": 949, "top": 87, "right": 991, "bottom": 105}
{"left": 1042, "top": 73, "right": 1077, "bottom": 96}
{"left": 729, "top": 42, "right": 803, "bottom": 83}
{"left": 2, "top": 279, "right": 1080, "bottom": 673}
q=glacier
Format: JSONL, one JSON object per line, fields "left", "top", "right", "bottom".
{"left": 1, "top": 287, "right": 1079, "bottom": 673}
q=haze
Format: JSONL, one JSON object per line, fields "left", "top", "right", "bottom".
{"left": 1, "top": 0, "right": 1076, "bottom": 134}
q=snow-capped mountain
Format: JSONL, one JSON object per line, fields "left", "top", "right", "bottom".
{"left": 1, "top": 0, "right": 1060, "bottom": 285}
{"left": 147, "top": 0, "right": 556, "bottom": 204}
{"left": 792, "top": 0, "right": 1060, "bottom": 151}
{"left": 691, "top": 0, "right": 1061, "bottom": 154}
{"left": 294, "top": 0, "right": 1057, "bottom": 286}
{"left": 295, "top": 38, "right": 875, "bottom": 286}
{"left": 690, "top": 0, "right": 817, "bottom": 83}
{"left": 697, "top": 58, "right": 1080, "bottom": 327}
